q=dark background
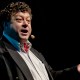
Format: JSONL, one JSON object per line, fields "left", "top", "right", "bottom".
{"left": 0, "top": 0, "right": 79, "bottom": 70}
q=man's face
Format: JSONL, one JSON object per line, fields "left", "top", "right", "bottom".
{"left": 10, "top": 11, "right": 32, "bottom": 42}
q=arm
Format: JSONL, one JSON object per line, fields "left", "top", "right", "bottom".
{"left": 52, "top": 65, "right": 80, "bottom": 80}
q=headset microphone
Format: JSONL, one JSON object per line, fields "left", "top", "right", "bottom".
{"left": 31, "top": 35, "right": 35, "bottom": 39}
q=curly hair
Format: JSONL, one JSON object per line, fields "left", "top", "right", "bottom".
{"left": 0, "top": 1, "right": 32, "bottom": 22}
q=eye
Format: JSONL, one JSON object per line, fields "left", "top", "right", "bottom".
{"left": 16, "top": 18, "right": 23, "bottom": 22}
{"left": 26, "top": 20, "right": 31, "bottom": 24}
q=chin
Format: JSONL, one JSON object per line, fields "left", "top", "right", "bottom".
{"left": 20, "top": 36, "right": 29, "bottom": 40}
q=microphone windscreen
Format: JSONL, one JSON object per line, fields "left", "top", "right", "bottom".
{"left": 31, "top": 35, "right": 35, "bottom": 39}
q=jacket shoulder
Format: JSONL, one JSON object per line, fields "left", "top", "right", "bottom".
{"left": 0, "top": 40, "right": 5, "bottom": 54}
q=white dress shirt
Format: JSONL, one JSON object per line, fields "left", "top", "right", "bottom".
{"left": 18, "top": 50, "right": 49, "bottom": 80}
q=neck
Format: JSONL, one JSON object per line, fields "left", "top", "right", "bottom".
{"left": 20, "top": 39, "right": 27, "bottom": 44}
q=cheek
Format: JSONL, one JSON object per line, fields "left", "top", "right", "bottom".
{"left": 11, "top": 23, "right": 21, "bottom": 32}
{"left": 29, "top": 26, "right": 32, "bottom": 33}
{"left": 29, "top": 25, "right": 32, "bottom": 31}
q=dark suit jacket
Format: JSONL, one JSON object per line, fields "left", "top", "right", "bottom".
{"left": 0, "top": 36, "right": 54, "bottom": 80}
{"left": 0, "top": 36, "right": 80, "bottom": 80}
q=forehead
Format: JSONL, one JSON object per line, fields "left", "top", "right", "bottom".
{"left": 11, "top": 11, "right": 31, "bottom": 19}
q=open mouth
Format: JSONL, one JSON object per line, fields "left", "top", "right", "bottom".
{"left": 21, "top": 30, "right": 28, "bottom": 33}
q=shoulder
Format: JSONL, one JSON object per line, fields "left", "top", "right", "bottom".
{"left": 0, "top": 40, "right": 5, "bottom": 54}
{"left": 31, "top": 47, "right": 48, "bottom": 64}
{"left": 30, "top": 47, "right": 44, "bottom": 58}
{"left": 0, "top": 40, "right": 5, "bottom": 66}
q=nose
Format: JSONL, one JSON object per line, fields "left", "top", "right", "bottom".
{"left": 22, "top": 20, "right": 28, "bottom": 28}
{"left": 22, "top": 25, "right": 27, "bottom": 28}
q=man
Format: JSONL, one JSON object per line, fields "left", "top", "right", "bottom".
{"left": 0, "top": 1, "right": 80, "bottom": 80}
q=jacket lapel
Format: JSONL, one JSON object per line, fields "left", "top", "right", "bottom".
{"left": 3, "top": 41, "right": 34, "bottom": 80}
{"left": 30, "top": 48, "right": 54, "bottom": 80}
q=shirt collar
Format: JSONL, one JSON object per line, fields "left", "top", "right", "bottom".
{"left": 3, "top": 31, "right": 32, "bottom": 51}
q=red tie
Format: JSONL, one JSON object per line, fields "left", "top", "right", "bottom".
{"left": 23, "top": 43, "right": 29, "bottom": 52}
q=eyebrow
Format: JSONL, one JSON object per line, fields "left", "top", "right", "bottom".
{"left": 15, "top": 15, "right": 31, "bottom": 19}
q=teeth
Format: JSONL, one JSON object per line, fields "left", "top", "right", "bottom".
{"left": 21, "top": 30, "right": 28, "bottom": 33}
